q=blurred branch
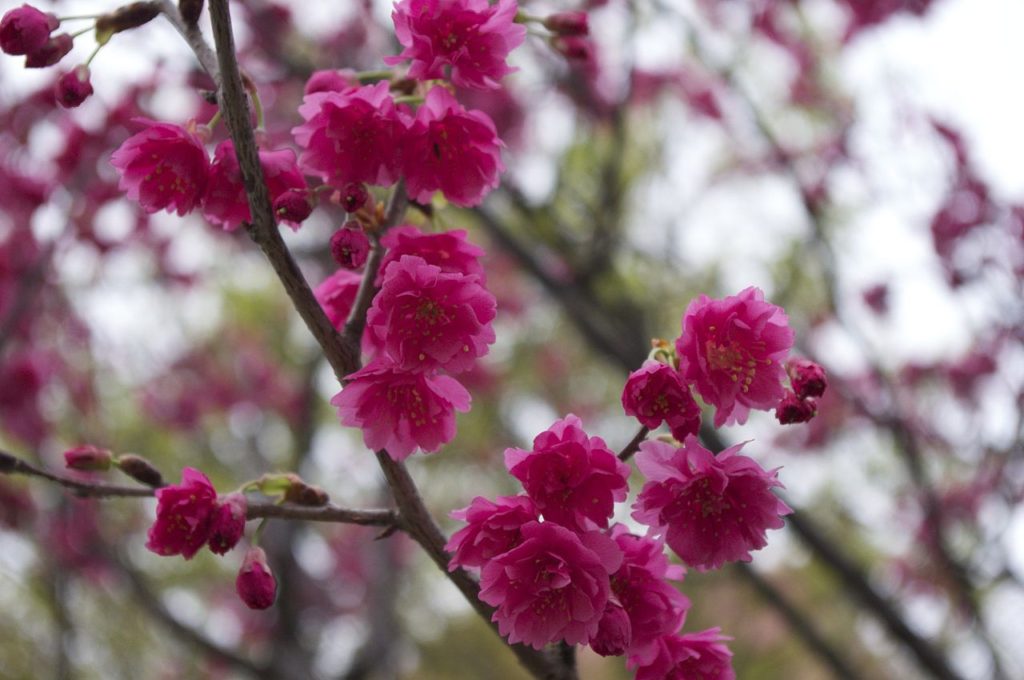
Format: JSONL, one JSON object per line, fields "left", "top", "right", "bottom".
{"left": 617, "top": 426, "right": 649, "bottom": 462}
{"left": 118, "top": 554, "right": 269, "bottom": 677}
{"left": 0, "top": 242, "right": 53, "bottom": 358}
{"left": 733, "top": 563, "right": 861, "bottom": 680}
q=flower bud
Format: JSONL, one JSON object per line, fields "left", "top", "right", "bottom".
{"left": 236, "top": 547, "right": 276, "bottom": 610}
{"left": 543, "top": 11, "right": 589, "bottom": 37}
{"left": 340, "top": 182, "right": 369, "bottom": 213}
{"left": 55, "top": 65, "right": 93, "bottom": 108}
{"left": 272, "top": 188, "right": 312, "bottom": 224}
{"left": 283, "top": 480, "right": 329, "bottom": 507}
{"left": 329, "top": 224, "right": 370, "bottom": 270}
{"left": 0, "top": 4, "right": 59, "bottom": 56}
{"left": 590, "top": 603, "right": 631, "bottom": 657}
{"left": 775, "top": 391, "right": 817, "bottom": 425}
{"left": 24, "top": 33, "right": 71, "bottom": 68}
{"left": 552, "top": 36, "right": 593, "bottom": 63}
{"left": 786, "top": 358, "right": 828, "bottom": 400}
{"left": 95, "top": 2, "right": 161, "bottom": 42}
{"left": 63, "top": 444, "right": 112, "bottom": 471}
{"left": 207, "top": 493, "right": 247, "bottom": 555}
{"left": 116, "top": 454, "right": 166, "bottom": 487}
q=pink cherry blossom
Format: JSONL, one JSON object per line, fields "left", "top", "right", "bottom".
{"left": 110, "top": 119, "right": 210, "bottom": 216}
{"left": 201, "top": 140, "right": 306, "bottom": 231}
{"left": 331, "top": 358, "right": 471, "bottom": 460}
{"left": 675, "top": 287, "right": 794, "bottom": 427}
{"left": 0, "top": 4, "right": 58, "bottom": 56}
{"left": 632, "top": 629, "right": 735, "bottom": 680}
{"left": 445, "top": 494, "right": 537, "bottom": 570}
{"left": 622, "top": 359, "right": 702, "bottom": 441}
{"left": 303, "top": 68, "right": 358, "bottom": 95}
{"left": 145, "top": 467, "right": 217, "bottom": 559}
{"left": 292, "top": 81, "right": 405, "bottom": 189}
{"left": 377, "top": 224, "right": 486, "bottom": 285}
{"left": 314, "top": 268, "right": 363, "bottom": 328}
{"left": 609, "top": 526, "right": 690, "bottom": 664}
{"left": 478, "top": 521, "right": 622, "bottom": 649}
{"left": 367, "top": 255, "right": 496, "bottom": 374}
{"left": 207, "top": 492, "right": 247, "bottom": 555}
{"left": 236, "top": 546, "right": 277, "bottom": 609}
{"left": 385, "top": 0, "right": 525, "bottom": 90}
{"left": 632, "top": 438, "right": 791, "bottom": 571}
{"left": 402, "top": 87, "right": 504, "bottom": 207}
{"left": 504, "top": 414, "right": 630, "bottom": 532}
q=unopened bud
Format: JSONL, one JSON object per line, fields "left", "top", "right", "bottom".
{"left": 543, "top": 11, "right": 589, "bottom": 36}
{"left": 273, "top": 188, "right": 313, "bottom": 224}
{"left": 283, "top": 480, "right": 329, "bottom": 507}
{"left": 55, "top": 65, "right": 93, "bottom": 108}
{"left": 340, "top": 182, "right": 369, "bottom": 213}
{"left": 329, "top": 224, "right": 370, "bottom": 270}
{"left": 95, "top": 2, "right": 161, "bottom": 43}
{"left": 775, "top": 391, "right": 817, "bottom": 425}
{"left": 236, "top": 546, "right": 276, "bottom": 609}
{"left": 63, "top": 444, "right": 112, "bottom": 472}
{"left": 207, "top": 493, "right": 247, "bottom": 555}
{"left": 0, "top": 4, "right": 59, "bottom": 56}
{"left": 116, "top": 454, "right": 166, "bottom": 487}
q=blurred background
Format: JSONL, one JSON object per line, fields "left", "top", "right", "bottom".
{"left": 0, "top": 0, "right": 1023, "bottom": 678}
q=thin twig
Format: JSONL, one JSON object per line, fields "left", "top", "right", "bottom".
{"left": 0, "top": 451, "right": 154, "bottom": 498}
{"left": 618, "top": 426, "right": 650, "bottom": 461}
{"left": 246, "top": 502, "right": 398, "bottom": 527}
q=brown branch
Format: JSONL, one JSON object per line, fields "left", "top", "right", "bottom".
{"left": 202, "top": 3, "right": 565, "bottom": 678}
{"left": 618, "top": 426, "right": 650, "bottom": 461}
{"left": 0, "top": 451, "right": 155, "bottom": 498}
{"left": 246, "top": 501, "right": 398, "bottom": 527}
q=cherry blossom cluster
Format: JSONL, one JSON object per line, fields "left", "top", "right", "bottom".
{"left": 331, "top": 226, "right": 496, "bottom": 460}
{"left": 623, "top": 286, "right": 826, "bottom": 431}
{"left": 448, "top": 288, "right": 824, "bottom": 676}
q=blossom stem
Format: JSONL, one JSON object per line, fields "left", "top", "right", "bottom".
{"left": 205, "top": 109, "right": 222, "bottom": 131}
{"left": 355, "top": 69, "right": 393, "bottom": 83}
{"left": 69, "top": 25, "right": 96, "bottom": 39}
{"left": 617, "top": 426, "right": 650, "bottom": 461}
{"left": 57, "top": 14, "right": 103, "bottom": 22}
{"left": 84, "top": 42, "right": 104, "bottom": 67}
{"left": 392, "top": 95, "right": 423, "bottom": 106}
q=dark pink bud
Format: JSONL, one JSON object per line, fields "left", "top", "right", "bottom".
{"left": 24, "top": 33, "right": 72, "bottom": 68}
{"left": 272, "top": 188, "right": 312, "bottom": 224}
{"left": 236, "top": 547, "right": 276, "bottom": 609}
{"left": 207, "top": 493, "right": 247, "bottom": 555}
{"left": 0, "top": 4, "right": 58, "bottom": 55}
{"left": 775, "top": 391, "right": 817, "bottom": 425}
{"left": 787, "top": 358, "right": 827, "bottom": 400}
{"left": 340, "top": 182, "right": 369, "bottom": 213}
{"left": 55, "top": 65, "right": 93, "bottom": 108}
{"left": 330, "top": 224, "right": 370, "bottom": 270}
{"left": 543, "top": 11, "right": 589, "bottom": 36}
{"left": 552, "top": 36, "right": 594, "bottom": 63}
{"left": 63, "top": 444, "right": 113, "bottom": 471}
{"left": 303, "top": 69, "right": 358, "bottom": 95}
{"left": 591, "top": 602, "right": 632, "bottom": 656}
{"left": 116, "top": 453, "right": 166, "bottom": 487}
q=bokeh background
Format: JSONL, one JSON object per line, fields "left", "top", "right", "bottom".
{"left": 1, "top": 0, "right": 1023, "bottom": 678}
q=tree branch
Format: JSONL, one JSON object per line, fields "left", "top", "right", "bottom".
{"left": 0, "top": 450, "right": 155, "bottom": 498}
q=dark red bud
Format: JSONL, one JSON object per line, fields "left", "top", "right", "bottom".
{"left": 55, "top": 65, "right": 93, "bottom": 108}
{"left": 543, "top": 11, "right": 589, "bottom": 36}
{"left": 24, "top": 33, "right": 72, "bottom": 68}
{"left": 116, "top": 454, "right": 166, "bottom": 487}
{"left": 340, "top": 182, "right": 369, "bottom": 213}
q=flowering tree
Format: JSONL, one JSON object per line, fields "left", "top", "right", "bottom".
{"left": 0, "top": 0, "right": 1021, "bottom": 678}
